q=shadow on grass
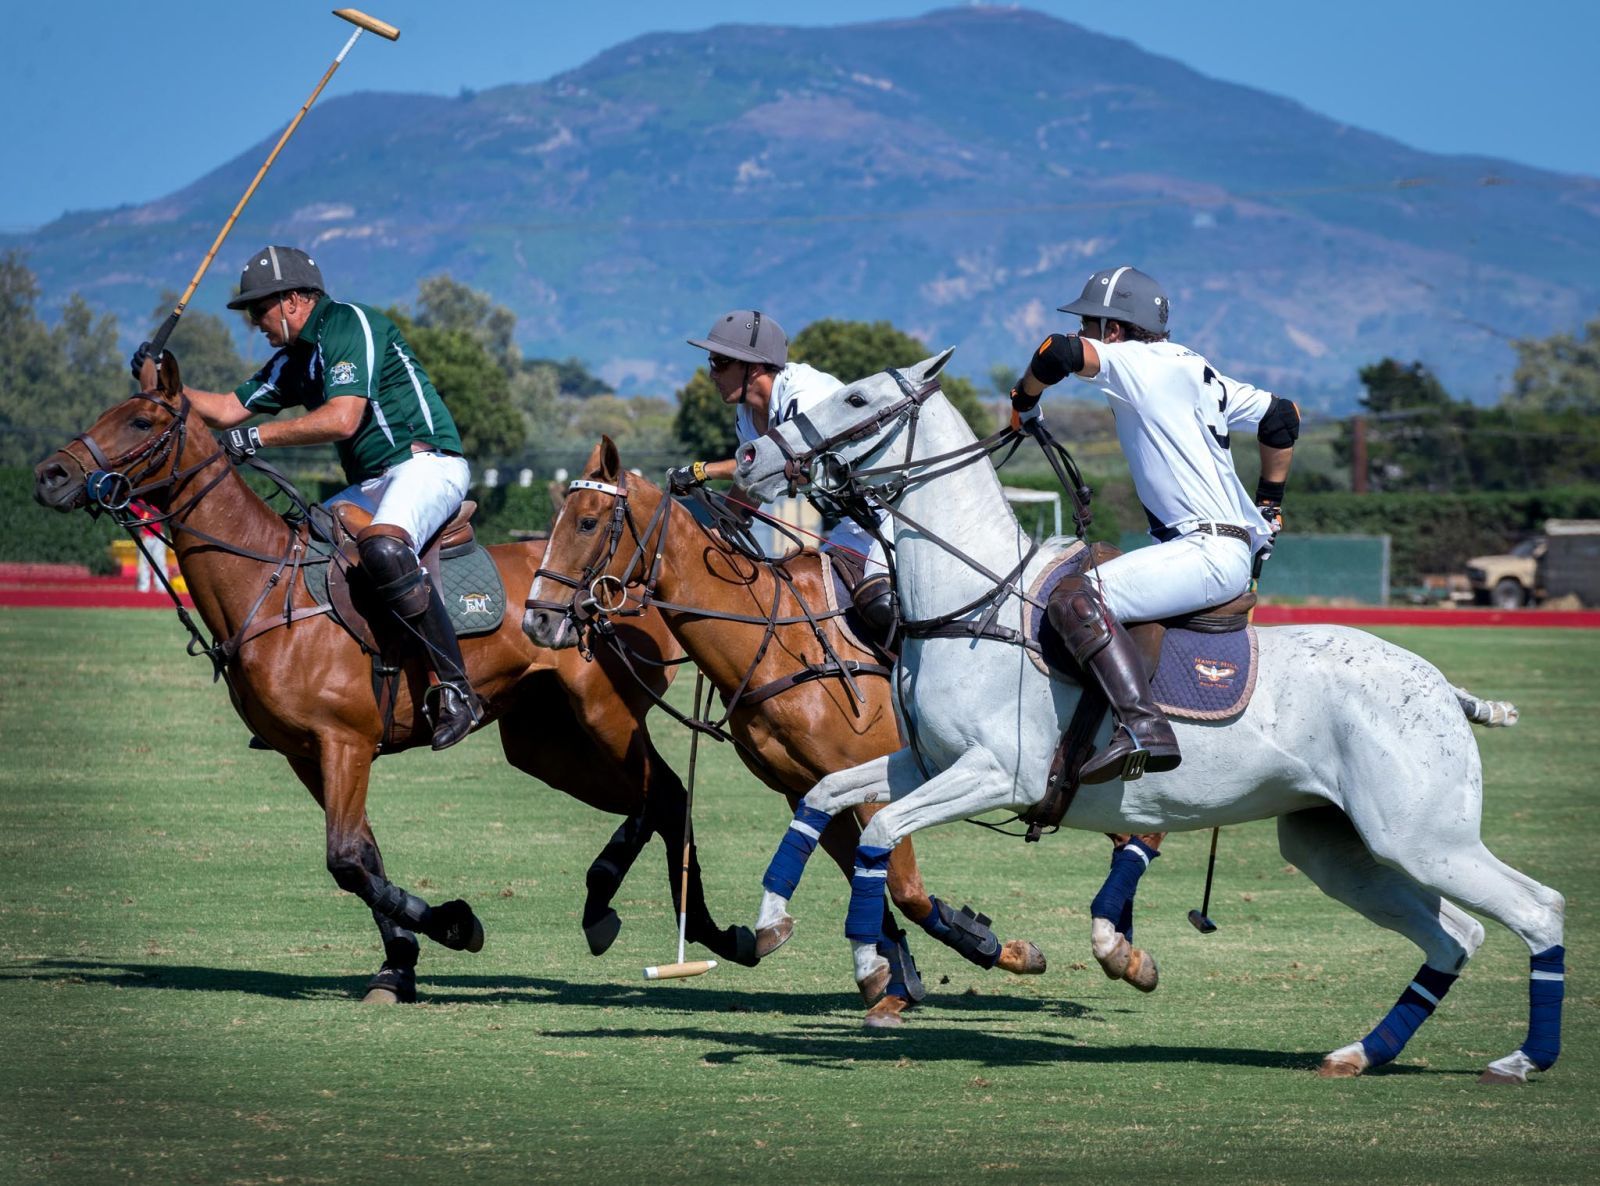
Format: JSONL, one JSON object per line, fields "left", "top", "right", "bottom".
{"left": 0, "top": 956, "right": 1441, "bottom": 1075}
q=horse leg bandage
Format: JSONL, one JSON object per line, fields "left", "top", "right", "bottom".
{"left": 367, "top": 878, "right": 433, "bottom": 931}
{"left": 1091, "top": 837, "right": 1160, "bottom": 942}
{"left": 763, "top": 803, "right": 832, "bottom": 899}
{"left": 1522, "top": 944, "right": 1565, "bottom": 1070}
{"left": 878, "top": 914, "right": 926, "bottom": 1003}
{"left": 844, "top": 845, "right": 893, "bottom": 943}
{"left": 1359, "top": 964, "right": 1459, "bottom": 1068}
{"left": 918, "top": 897, "right": 1002, "bottom": 969}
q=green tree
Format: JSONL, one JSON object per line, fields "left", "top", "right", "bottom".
{"left": 526, "top": 355, "right": 612, "bottom": 398}
{"left": 1333, "top": 359, "right": 1469, "bottom": 492}
{"left": 673, "top": 369, "right": 737, "bottom": 458}
{"left": 790, "top": 318, "right": 991, "bottom": 436}
{"left": 149, "top": 293, "right": 246, "bottom": 394}
{"left": 415, "top": 274, "right": 519, "bottom": 373}
{"left": 0, "top": 254, "right": 126, "bottom": 466}
{"left": 1507, "top": 316, "right": 1600, "bottom": 415}
{"left": 387, "top": 307, "right": 524, "bottom": 462}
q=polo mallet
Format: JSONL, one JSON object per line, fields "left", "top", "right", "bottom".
{"left": 138, "top": 8, "right": 401, "bottom": 388}
{"left": 644, "top": 671, "right": 718, "bottom": 981}
{"left": 1187, "top": 826, "right": 1220, "bottom": 934}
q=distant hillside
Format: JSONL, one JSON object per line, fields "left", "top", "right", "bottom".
{"left": 10, "top": 6, "right": 1599, "bottom": 410}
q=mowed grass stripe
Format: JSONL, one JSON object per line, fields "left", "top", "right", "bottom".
{"left": 0, "top": 610, "right": 1594, "bottom": 1185}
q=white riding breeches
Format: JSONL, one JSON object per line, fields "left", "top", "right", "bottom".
{"left": 1093, "top": 530, "right": 1253, "bottom": 624}
{"left": 824, "top": 517, "right": 888, "bottom": 579}
{"left": 328, "top": 451, "right": 472, "bottom": 555}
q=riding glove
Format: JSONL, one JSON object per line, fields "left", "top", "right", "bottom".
{"left": 129, "top": 341, "right": 166, "bottom": 382}
{"left": 222, "top": 426, "right": 263, "bottom": 462}
{"left": 667, "top": 461, "right": 708, "bottom": 494}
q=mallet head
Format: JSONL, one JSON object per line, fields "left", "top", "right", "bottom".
{"left": 1187, "top": 909, "right": 1218, "bottom": 934}
{"left": 643, "top": 960, "right": 718, "bottom": 981}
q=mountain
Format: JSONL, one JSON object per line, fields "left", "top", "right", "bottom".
{"left": 11, "top": 6, "right": 1600, "bottom": 410}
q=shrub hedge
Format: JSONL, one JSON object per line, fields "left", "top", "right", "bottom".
{"left": 9, "top": 462, "right": 1596, "bottom": 591}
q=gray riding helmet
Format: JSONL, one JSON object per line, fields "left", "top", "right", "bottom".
{"left": 227, "top": 246, "right": 326, "bottom": 309}
{"left": 687, "top": 310, "right": 788, "bottom": 366}
{"left": 1058, "top": 266, "right": 1170, "bottom": 336}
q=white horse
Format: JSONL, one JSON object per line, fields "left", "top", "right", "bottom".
{"left": 734, "top": 349, "right": 1565, "bottom": 1084}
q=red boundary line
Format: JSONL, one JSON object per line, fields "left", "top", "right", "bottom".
{"left": 1253, "top": 605, "right": 1600, "bottom": 629}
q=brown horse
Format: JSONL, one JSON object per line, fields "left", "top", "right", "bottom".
{"left": 32, "top": 356, "right": 753, "bottom": 1002}
{"left": 523, "top": 438, "right": 1047, "bottom": 1026}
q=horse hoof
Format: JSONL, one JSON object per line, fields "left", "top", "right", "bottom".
{"left": 997, "top": 940, "right": 1047, "bottom": 976}
{"left": 727, "top": 925, "right": 761, "bottom": 968}
{"left": 1122, "top": 947, "right": 1158, "bottom": 993}
{"left": 584, "top": 908, "right": 623, "bottom": 956}
{"left": 433, "top": 899, "right": 486, "bottom": 953}
{"left": 755, "top": 916, "right": 793, "bottom": 958}
{"left": 363, "top": 964, "right": 417, "bottom": 1004}
{"left": 1478, "top": 1051, "right": 1537, "bottom": 1085}
{"left": 864, "top": 995, "right": 911, "bottom": 1029}
{"left": 857, "top": 961, "right": 891, "bottom": 1005}
{"left": 1317, "top": 1057, "right": 1364, "bottom": 1079}
{"left": 1096, "top": 933, "right": 1132, "bottom": 980}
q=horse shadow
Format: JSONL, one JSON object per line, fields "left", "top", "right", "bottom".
{"left": 0, "top": 957, "right": 1436, "bottom": 1075}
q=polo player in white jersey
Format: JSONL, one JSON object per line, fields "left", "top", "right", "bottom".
{"left": 669, "top": 309, "right": 895, "bottom": 641}
{"left": 1011, "top": 266, "right": 1300, "bottom": 783}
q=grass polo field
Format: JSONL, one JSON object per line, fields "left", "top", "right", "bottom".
{"left": 1, "top": 609, "right": 1594, "bottom": 1184}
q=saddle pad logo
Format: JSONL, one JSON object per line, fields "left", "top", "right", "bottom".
{"left": 458, "top": 592, "right": 493, "bottom": 615}
{"left": 1193, "top": 658, "right": 1238, "bottom": 688}
{"left": 328, "top": 360, "right": 359, "bottom": 386}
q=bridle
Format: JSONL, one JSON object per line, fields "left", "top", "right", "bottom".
{"left": 54, "top": 387, "right": 330, "bottom": 677}
{"left": 526, "top": 471, "right": 675, "bottom": 638}
{"left": 63, "top": 390, "right": 229, "bottom": 521}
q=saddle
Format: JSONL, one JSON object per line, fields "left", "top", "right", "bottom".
{"left": 324, "top": 499, "right": 497, "bottom": 653}
{"left": 1023, "top": 543, "right": 1260, "bottom": 840}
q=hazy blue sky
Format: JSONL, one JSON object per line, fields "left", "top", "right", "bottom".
{"left": 5, "top": 1, "right": 1596, "bottom": 230}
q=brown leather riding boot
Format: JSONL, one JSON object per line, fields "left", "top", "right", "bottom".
{"left": 1046, "top": 573, "right": 1180, "bottom": 784}
{"left": 1076, "top": 621, "right": 1181, "bottom": 783}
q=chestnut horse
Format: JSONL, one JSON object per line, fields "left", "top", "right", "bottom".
{"left": 523, "top": 438, "right": 1046, "bottom": 1026}
{"left": 33, "top": 356, "right": 752, "bottom": 1002}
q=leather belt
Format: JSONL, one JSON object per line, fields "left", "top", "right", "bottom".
{"left": 1189, "top": 522, "right": 1252, "bottom": 544}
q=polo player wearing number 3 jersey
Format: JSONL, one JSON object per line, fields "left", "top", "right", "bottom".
{"left": 1010, "top": 266, "right": 1300, "bottom": 784}
{"left": 129, "top": 246, "right": 481, "bottom": 749}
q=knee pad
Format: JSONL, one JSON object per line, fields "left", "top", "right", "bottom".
{"left": 852, "top": 573, "right": 895, "bottom": 630}
{"left": 357, "top": 525, "right": 429, "bottom": 618}
{"left": 1046, "top": 573, "right": 1113, "bottom": 663}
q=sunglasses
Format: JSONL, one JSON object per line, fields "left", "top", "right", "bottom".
{"left": 707, "top": 354, "right": 741, "bottom": 373}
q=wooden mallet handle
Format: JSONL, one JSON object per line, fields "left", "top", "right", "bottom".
{"left": 334, "top": 8, "right": 400, "bottom": 40}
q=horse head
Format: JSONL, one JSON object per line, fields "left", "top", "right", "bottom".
{"left": 735, "top": 348, "right": 955, "bottom": 506}
{"left": 33, "top": 351, "right": 210, "bottom": 514}
{"left": 522, "top": 435, "right": 641, "bottom": 650}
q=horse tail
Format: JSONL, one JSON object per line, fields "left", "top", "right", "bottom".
{"left": 1451, "top": 683, "right": 1519, "bottom": 727}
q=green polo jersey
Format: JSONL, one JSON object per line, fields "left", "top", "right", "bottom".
{"left": 234, "top": 298, "right": 463, "bottom": 483}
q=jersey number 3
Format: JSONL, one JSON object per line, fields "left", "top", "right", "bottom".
{"left": 1202, "top": 365, "right": 1229, "bottom": 448}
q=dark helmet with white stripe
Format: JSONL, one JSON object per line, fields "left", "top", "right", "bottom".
{"left": 1059, "top": 266, "right": 1170, "bottom": 336}
{"left": 227, "top": 246, "right": 326, "bottom": 309}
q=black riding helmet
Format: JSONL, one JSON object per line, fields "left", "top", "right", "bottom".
{"left": 226, "top": 246, "right": 326, "bottom": 309}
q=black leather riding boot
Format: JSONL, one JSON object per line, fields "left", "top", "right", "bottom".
{"left": 1046, "top": 574, "right": 1180, "bottom": 784}
{"left": 412, "top": 584, "right": 482, "bottom": 751}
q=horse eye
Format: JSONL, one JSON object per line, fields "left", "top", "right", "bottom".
{"left": 577, "top": 516, "right": 599, "bottom": 533}
{"left": 132, "top": 416, "right": 153, "bottom": 431}
{"left": 845, "top": 392, "right": 868, "bottom": 408}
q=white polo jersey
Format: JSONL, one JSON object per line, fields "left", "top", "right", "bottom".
{"left": 734, "top": 361, "right": 842, "bottom": 445}
{"left": 1078, "top": 339, "right": 1275, "bottom": 551}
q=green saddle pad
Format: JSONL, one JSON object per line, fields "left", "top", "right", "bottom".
{"left": 301, "top": 542, "right": 505, "bottom": 638}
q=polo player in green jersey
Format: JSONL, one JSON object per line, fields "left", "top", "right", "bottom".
{"left": 132, "top": 246, "right": 481, "bottom": 748}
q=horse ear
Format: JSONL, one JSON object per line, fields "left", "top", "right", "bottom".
{"left": 917, "top": 347, "right": 956, "bottom": 382}
{"left": 585, "top": 435, "right": 622, "bottom": 482}
{"left": 157, "top": 351, "right": 184, "bottom": 397}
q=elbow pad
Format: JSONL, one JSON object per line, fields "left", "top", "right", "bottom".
{"left": 1257, "top": 397, "right": 1301, "bottom": 448}
{"left": 1027, "top": 334, "right": 1086, "bottom": 387}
